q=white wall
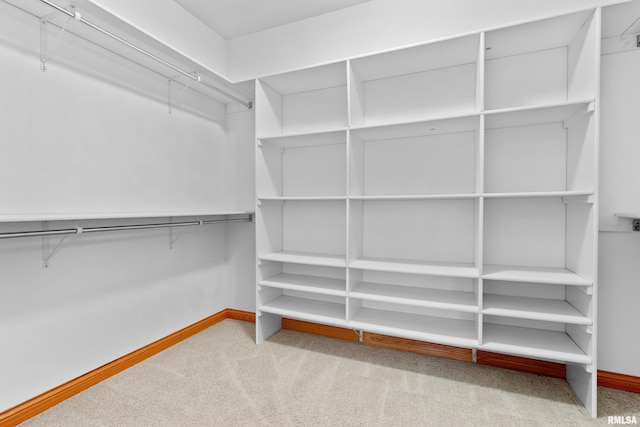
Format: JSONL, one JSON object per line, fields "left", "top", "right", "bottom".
{"left": 228, "top": 0, "right": 624, "bottom": 81}
{"left": 0, "top": 3, "right": 252, "bottom": 412}
{"left": 598, "top": 46, "right": 640, "bottom": 376}
{"left": 226, "top": 109, "right": 257, "bottom": 313}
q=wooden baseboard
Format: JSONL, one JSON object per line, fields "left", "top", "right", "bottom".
{"left": 598, "top": 370, "right": 640, "bottom": 394}
{"left": 282, "top": 318, "right": 360, "bottom": 342}
{"left": 0, "top": 308, "right": 253, "bottom": 427}
{"left": 362, "top": 332, "right": 473, "bottom": 362}
{"left": 476, "top": 351, "right": 567, "bottom": 379}
{"left": 227, "top": 308, "right": 256, "bottom": 323}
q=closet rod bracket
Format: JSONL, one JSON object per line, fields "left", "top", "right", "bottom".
{"left": 168, "top": 76, "right": 200, "bottom": 114}
{"left": 40, "top": 6, "right": 80, "bottom": 71}
{"left": 41, "top": 221, "right": 77, "bottom": 268}
{"left": 168, "top": 217, "right": 199, "bottom": 249}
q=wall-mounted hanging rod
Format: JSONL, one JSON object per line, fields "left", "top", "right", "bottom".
{"left": 38, "top": 0, "right": 252, "bottom": 109}
{"left": 0, "top": 215, "right": 253, "bottom": 240}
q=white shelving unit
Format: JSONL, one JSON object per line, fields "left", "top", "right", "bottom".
{"left": 255, "top": 7, "right": 600, "bottom": 417}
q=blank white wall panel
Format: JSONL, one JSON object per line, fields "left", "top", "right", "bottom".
{"left": 362, "top": 133, "right": 476, "bottom": 196}
{"left": 484, "top": 198, "right": 566, "bottom": 268}
{"left": 485, "top": 48, "right": 568, "bottom": 110}
{"left": 283, "top": 201, "right": 346, "bottom": 256}
{"left": 363, "top": 64, "right": 476, "bottom": 125}
{"left": 485, "top": 124, "right": 567, "bottom": 193}
{"left": 282, "top": 86, "right": 348, "bottom": 134}
{"left": 283, "top": 145, "right": 346, "bottom": 196}
{"left": 362, "top": 200, "right": 475, "bottom": 263}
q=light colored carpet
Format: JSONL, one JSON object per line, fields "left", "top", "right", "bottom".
{"left": 19, "top": 319, "right": 640, "bottom": 426}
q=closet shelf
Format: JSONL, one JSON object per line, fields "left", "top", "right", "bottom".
{"left": 615, "top": 212, "right": 640, "bottom": 219}
{"left": 483, "top": 191, "right": 593, "bottom": 199}
{"left": 350, "top": 257, "right": 479, "bottom": 278}
{"left": 0, "top": 210, "right": 254, "bottom": 223}
{"left": 349, "top": 113, "right": 480, "bottom": 140}
{"left": 257, "top": 128, "right": 349, "bottom": 145}
{"left": 259, "top": 251, "right": 347, "bottom": 268}
{"left": 483, "top": 294, "right": 591, "bottom": 325}
{"left": 484, "top": 99, "right": 595, "bottom": 129}
{"left": 260, "top": 273, "right": 346, "bottom": 296}
{"left": 260, "top": 296, "right": 347, "bottom": 326}
{"left": 482, "top": 264, "right": 592, "bottom": 286}
{"left": 350, "top": 309, "right": 478, "bottom": 348}
{"left": 350, "top": 282, "right": 478, "bottom": 312}
{"left": 481, "top": 324, "right": 591, "bottom": 365}
{"left": 350, "top": 194, "right": 480, "bottom": 201}
{"left": 258, "top": 196, "right": 347, "bottom": 202}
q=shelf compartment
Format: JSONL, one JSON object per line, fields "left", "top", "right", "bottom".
{"left": 351, "top": 281, "right": 478, "bottom": 312}
{"left": 350, "top": 257, "right": 479, "bottom": 278}
{"left": 259, "top": 251, "right": 346, "bottom": 268}
{"left": 260, "top": 272, "right": 346, "bottom": 297}
{"left": 349, "top": 116, "right": 480, "bottom": 197}
{"left": 350, "top": 307, "right": 478, "bottom": 348}
{"left": 483, "top": 294, "right": 591, "bottom": 325}
{"left": 485, "top": 10, "right": 598, "bottom": 110}
{"left": 350, "top": 34, "right": 481, "bottom": 127}
{"left": 257, "top": 199, "right": 346, "bottom": 259}
{"left": 256, "top": 131, "right": 346, "bottom": 198}
{"left": 484, "top": 101, "right": 596, "bottom": 195}
{"left": 482, "top": 323, "right": 591, "bottom": 364}
{"left": 482, "top": 264, "right": 592, "bottom": 286}
{"left": 256, "top": 62, "right": 348, "bottom": 136}
{"left": 260, "top": 295, "right": 347, "bottom": 327}
{"left": 351, "top": 199, "right": 478, "bottom": 271}
{"left": 483, "top": 197, "right": 595, "bottom": 280}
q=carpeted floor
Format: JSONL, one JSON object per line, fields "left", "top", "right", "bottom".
{"left": 19, "top": 319, "right": 640, "bottom": 426}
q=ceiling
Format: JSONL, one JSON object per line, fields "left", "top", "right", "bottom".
{"left": 173, "top": 0, "right": 374, "bottom": 40}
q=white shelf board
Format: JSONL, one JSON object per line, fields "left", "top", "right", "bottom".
{"left": 259, "top": 61, "right": 347, "bottom": 95}
{"left": 483, "top": 191, "right": 593, "bottom": 199}
{"left": 482, "top": 264, "right": 592, "bottom": 286}
{"left": 259, "top": 251, "right": 347, "bottom": 268}
{"left": 615, "top": 212, "right": 640, "bottom": 219}
{"left": 482, "top": 323, "right": 591, "bottom": 364}
{"left": 259, "top": 196, "right": 347, "bottom": 202}
{"left": 0, "top": 210, "right": 253, "bottom": 223}
{"left": 351, "top": 282, "right": 478, "bottom": 313}
{"left": 350, "top": 257, "right": 479, "bottom": 278}
{"left": 258, "top": 129, "right": 347, "bottom": 148}
{"left": 483, "top": 294, "right": 591, "bottom": 325}
{"left": 484, "top": 100, "right": 594, "bottom": 129}
{"left": 349, "top": 114, "right": 479, "bottom": 141}
{"left": 350, "top": 194, "right": 480, "bottom": 201}
{"left": 350, "top": 308, "right": 477, "bottom": 348}
{"left": 260, "top": 273, "right": 346, "bottom": 296}
{"left": 259, "top": 295, "right": 347, "bottom": 326}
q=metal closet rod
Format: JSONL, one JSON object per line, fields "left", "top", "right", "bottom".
{"left": 0, "top": 216, "right": 253, "bottom": 240}
{"left": 38, "top": 0, "right": 252, "bottom": 109}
